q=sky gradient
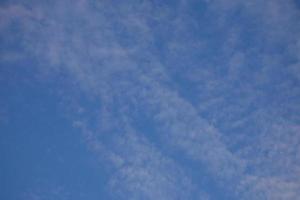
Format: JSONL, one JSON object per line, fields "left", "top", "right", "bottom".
{"left": 1, "top": 0, "right": 300, "bottom": 199}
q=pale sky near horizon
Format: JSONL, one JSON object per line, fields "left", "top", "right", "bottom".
{"left": 1, "top": 0, "right": 300, "bottom": 199}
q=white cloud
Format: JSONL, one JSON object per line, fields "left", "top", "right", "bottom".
{"left": 1, "top": 0, "right": 300, "bottom": 199}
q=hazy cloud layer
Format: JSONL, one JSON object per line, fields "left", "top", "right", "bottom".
{"left": 1, "top": 0, "right": 300, "bottom": 199}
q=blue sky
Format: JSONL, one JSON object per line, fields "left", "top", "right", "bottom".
{"left": 1, "top": 0, "right": 300, "bottom": 199}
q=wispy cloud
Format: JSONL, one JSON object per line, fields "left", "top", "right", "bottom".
{"left": 1, "top": 0, "right": 300, "bottom": 199}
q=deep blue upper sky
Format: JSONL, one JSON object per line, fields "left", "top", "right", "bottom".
{"left": 1, "top": 0, "right": 300, "bottom": 200}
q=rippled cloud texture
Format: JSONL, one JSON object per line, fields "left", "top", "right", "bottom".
{"left": 1, "top": 0, "right": 300, "bottom": 199}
